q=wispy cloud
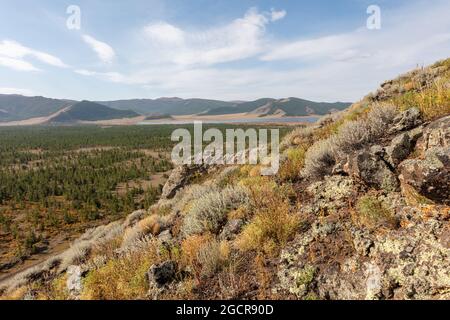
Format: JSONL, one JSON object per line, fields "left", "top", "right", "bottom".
{"left": 142, "top": 8, "right": 284, "bottom": 66}
{"left": 0, "top": 87, "right": 34, "bottom": 96}
{"left": 75, "top": 1, "right": 450, "bottom": 101}
{"left": 82, "top": 35, "right": 116, "bottom": 64}
{"left": 75, "top": 69, "right": 125, "bottom": 82}
{"left": 0, "top": 40, "right": 67, "bottom": 71}
{"left": 0, "top": 56, "right": 39, "bottom": 71}
{"left": 270, "top": 9, "right": 286, "bottom": 22}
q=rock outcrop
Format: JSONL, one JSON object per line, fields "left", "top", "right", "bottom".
{"left": 277, "top": 112, "right": 450, "bottom": 300}
{"left": 276, "top": 206, "right": 450, "bottom": 300}
{"left": 160, "top": 164, "right": 207, "bottom": 200}
{"left": 347, "top": 149, "right": 400, "bottom": 192}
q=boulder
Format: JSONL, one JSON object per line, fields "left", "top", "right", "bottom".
{"left": 389, "top": 107, "right": 422, "bottom": 134}
{"left": 347, "top": 149, "right": 399, "bottom": 192}
{"left": 276, "top": 207, "right": 450, "bottom": 300}
{"left": 147, "top": 260, "right": 176, "bottom": 288}
{"left": 385, "top": 133, "right": 413, "bottom": 167}
{"left": 399, "top": 147, "right": 450, "bottom": 204}
{"left": 415, "top": 115, "right": 450, "bottom": 156}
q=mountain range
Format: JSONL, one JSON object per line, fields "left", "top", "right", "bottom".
{"left": 0, "top": 94, "right": 351, "bottom": 124}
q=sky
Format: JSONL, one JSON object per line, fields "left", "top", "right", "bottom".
{"left": 0, "top": 0, "right": 449, "bottom": 102}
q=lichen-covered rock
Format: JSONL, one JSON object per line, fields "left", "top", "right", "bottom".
{"left": 347, "top": 149, "right": 399, "bottom": 192}
{"left": 123, "top": 210, "right": 147, "bottom": 228}
{"left": 388, "top": 107, "right": 422, "bottom": 134}
{"left": 385, "top": 133, "right": 414, "bottom": 167}
{"left": 399, "top": 147, "right": 450, "bottom": 205}
{"left": 306, "top": 176, "right": 355, "bottom": 213}
{"left": 416, "top": 115, "right": 450, "bottom": 156}
{"left": 352, "top": 229, "right": 374, "bottom": 257}
{"left": 276, "top": 207, "right": 450, "bottom": 300}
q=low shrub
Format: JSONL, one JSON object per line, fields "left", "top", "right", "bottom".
{"left": 81, "top": 239, "right": 159, "bottom": 300}
{"left": 302, "top": 104, "right": 399, "bottom": 179}
{"left": 279, "top": 145, "right": 308, "bottom": 182}
{"left": 236, "top": 194, "right": 299, "bottom": 256}
{"left": 181, "top": 186, "right": 250, "bottom": 237}
{"left": 180, "top": 235, "right": 229, "bottom": 279}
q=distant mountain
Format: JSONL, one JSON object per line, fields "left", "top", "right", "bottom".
{"left": 49, "top": 101, "right": 139, "bottom": 123}
{"left": 206, "top": 98, "right": 276, "bottom": 115}
{"left": 0, "top": 94, "right": 74, "bottom": 121}
{"left": 206, "top": 98, "right": 351, "bottom": 116}
{"left": 97, "top": 98, "right": 235, "bottom": 116}
{"left": 0, "top": 94, "right": 351, "bottom": 124}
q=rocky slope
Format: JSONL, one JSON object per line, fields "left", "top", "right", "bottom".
{"left": 0, "top": 58, "right": 449, "bottom": 300}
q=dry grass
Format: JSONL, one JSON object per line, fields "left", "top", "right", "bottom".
{"left": 353, "top": 193, "right": 398, "bottom": 229}
{"left": 180, "top": 234, "right": 229, "bottom": 279}
{"left": 81, "top": 238, "right": 160, "bottom": 300}
{"left": 236, "top": 193, "right": 299, "bottom": 256}
{"left": 279, "top": 145, "right": 308, "bottom": 182}
{"left": 391, "top": 76, "right": 450, "bottom": 120}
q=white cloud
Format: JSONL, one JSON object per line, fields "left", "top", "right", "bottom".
{"left": 75, "top": 69, "right": 125, "bottom": 83}
{"left": 141, "top": 8, "right": 284, "bottom": 66}
{"left": 74, "top": 2, "right": 450, "bottom": 102}
{"left": 144, "top": 22, "right": 185, "bottom": 45}
{"left": 0, "top": 40, "right": 67, "bottom": 71}
{"left": 82, "top": 35, "right": 116, "bottom": 64}
{"left": 0, "top": 56, "right": 39, "bottom": 71}
{"left": 270, "top": 9, "right": 286, "bottom": 22}
{"left": 0, "top": 87, "right": 34, "bottom": 96}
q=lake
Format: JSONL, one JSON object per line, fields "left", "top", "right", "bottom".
{"left": 138, "top": 116, "right": 320, "bottom": 125}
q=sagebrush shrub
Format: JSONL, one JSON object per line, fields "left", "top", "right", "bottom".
{"left": 302, "top": 138, "right": 337, "bottom": 179}
{"left": 302, "top": 104, "right": 399, "bottom": 179}
{"left": 181, "top": 186, "right": 250, "bottom": 237}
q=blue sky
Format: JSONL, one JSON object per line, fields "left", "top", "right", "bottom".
{"left": 0, "top": 0, "right": 449, "bottom": 102}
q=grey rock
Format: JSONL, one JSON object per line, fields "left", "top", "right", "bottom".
{"left": 276, "top": 207, "right": 450, "bottom": 300}
{"left": 123, "top": 210, "right": 146, "bottom": 228}
{"left": 399, "top": 147, "right": 450, "bottom": 204}
{"left": 416, "top": 115, "right": 450, "bottom": 155}
{"left": 385, "top": 133, "right": 413, "bottom": 167}
{"left": 389, "top": 107, "right": 422, "bottom": 134}
{"left": 157, "top": 229, "right": 173, "bottom": 244}
{"left": 160, "top": 164, "right": 207, "bottom": 200}
{"left": 66, "top": 265, "right": 83, "bottom": 299}
{"left": 307, "top": 175, "right": 354, "bottom": 213}
{"left": 347, "top": 149, "right": 399, "bottom": 192}
{"left": 353, "top": 230, "right": 374, "bottom": 257}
